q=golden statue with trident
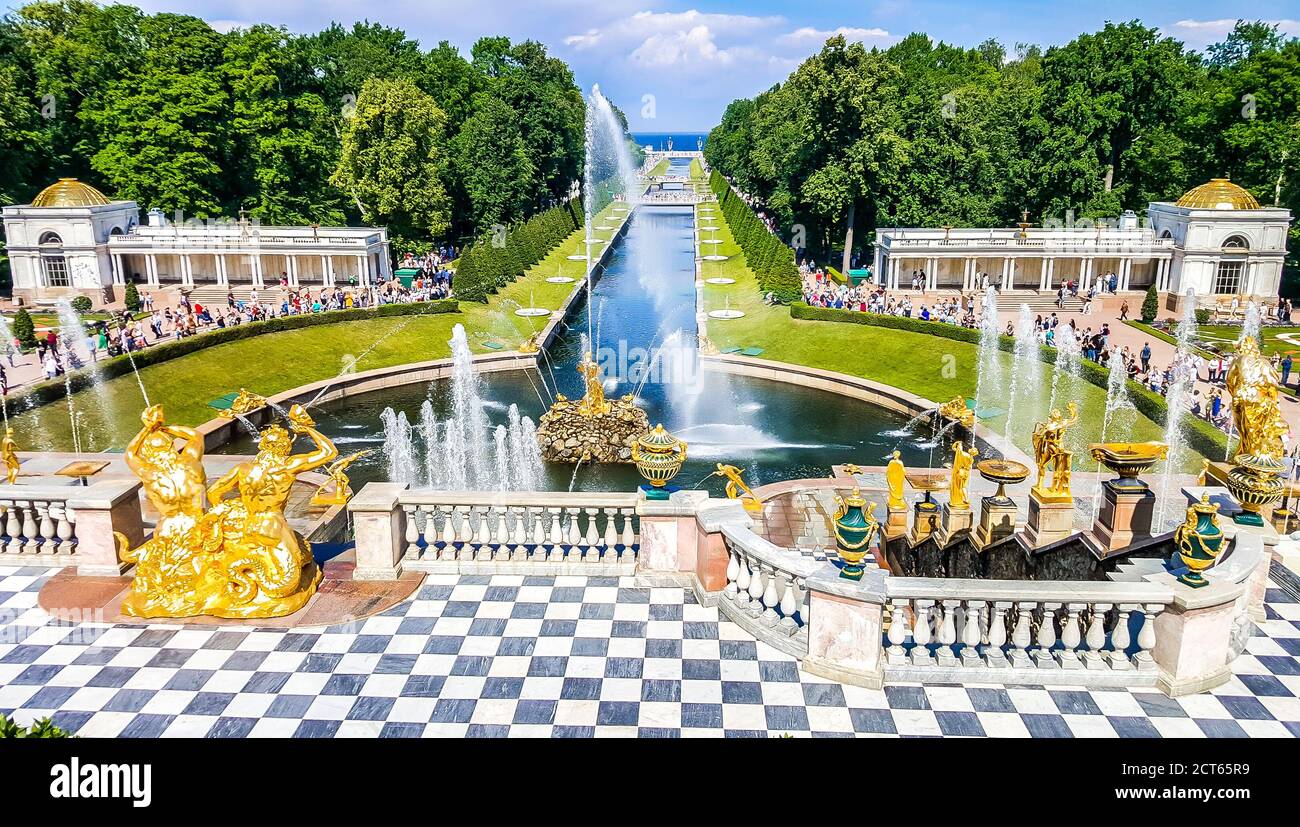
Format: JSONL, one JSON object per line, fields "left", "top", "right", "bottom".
{"left": 1032, "top": 402, "right": 1078, "bottom": 501}
{"left": 714, "top": 463, "right": 763, "bottom": 514}
{"left": 576, "top": 351, "right": 612, "bottom": 417}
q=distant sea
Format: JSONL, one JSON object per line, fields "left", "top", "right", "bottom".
{"left": 631, "top": 132, "right": 708, "bottom": 152}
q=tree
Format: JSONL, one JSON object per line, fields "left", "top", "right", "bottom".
{"left": 452, "top": 95, "right": 535, "bottom": 230}
{"left": 331, "top": 77, "right": 452, "bottom": 245}
{"left": 12, "top": 307, "right": 35, "bottom": 349}
{"left": 1141, "top": 284, "right": 1159, "bottom": 322}
{"left": 123, "top": 281, "right": 140, "bottom": 312}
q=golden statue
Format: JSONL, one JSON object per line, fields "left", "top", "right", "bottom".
{"left": 886, "top": 450, "right": 907, "bottom": 511}
{"left": 576, "top": 351, "right": 611, "bottom": 417}
{"left": 117, "top": 403, "right": 338, "bottom": 620}
{"left": 948, "top": 442, "right": 979, "bottom": 510}
{"left": 1226, "top": 335, "right": 1287, "bottom": 460}
{"left": 714, "top": 463, "right": 763, "bottom": 514}
{"left": 221, "top": 387, "right": 269, "bottom": 418}
{"left": 938, "top": 396, "right": 975, "bottom": 428}
{"left": 2, "top": 428, "right": 20, "bottom": 484}
{"left": 1031, "top": 402, "right": 1078, "bottom": 500}
{"left": 310, "top": 450, "right": 373, "bottom": 507}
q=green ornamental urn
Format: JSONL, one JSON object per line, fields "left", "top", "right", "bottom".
{"left": 1173, "top": 494, "right": 1225, "bottom": 589}
{"left": 833, "top": 487, "right": 880, "bottom": 581}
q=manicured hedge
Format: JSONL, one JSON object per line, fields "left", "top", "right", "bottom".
{"left": 709, "top": 171, "right": 801, "bottom": 303}
{"left": 8, "top": 300, "right": 458, "bottom": 411}
{"left": 790, "top": 302, "right": 1229, "bottom": 460}
{"left": 454, "top": 200, "right": 583, "bottom": 302}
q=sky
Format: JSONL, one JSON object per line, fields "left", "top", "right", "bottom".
{"left": 6, "top": 0, "right": 1300, "bottom": 130}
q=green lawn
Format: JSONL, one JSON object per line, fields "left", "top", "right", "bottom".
{"left": 693, "top": 164, "right": 1196, "bottom": 469}
{"left": 7, "top": 202, "right": 629, "bottom": 452}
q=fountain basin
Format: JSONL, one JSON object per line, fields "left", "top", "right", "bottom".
{"left": 514, "top": 308, "right": 551, "bottom": 318}
{"left": 708, "top": 309, "right": 745, "bottom": 320}
{"left": 702, "top": 255, "right": 730, "bottom": 262}
{"left": 705, "top": 278, "right": 735, "bottom": 285}
{"left": 1089, "top": 442, "right": 1169, "bottom": 487}
{"left": 546, "top": 276, "right": 575, "bottom": 284}
{"left": 566, "top": 255, "right": 588, "bottom": 261}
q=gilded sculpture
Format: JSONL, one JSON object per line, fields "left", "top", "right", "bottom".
{"left": 117, "top": 401, "right": 338, "bottom": 619}
{"left": 310, "top": 450, "right": 373, "bottom": 507}
{"left": 2, "top": 428, "right": 20, "bottom": 485}
{"left": 938, "top": 396, "right": 975, "bottom": 429}
{"left": 886, "top": 450, "right": 907, "bottom": 511}
{"left": 948, "top": 442, "right": 979, "bottom": 510}
{"left": 1031, "top": 402, "right": 1078, "bottom": 500}
{"left": 714, "top": 463, "right": 763, "bottom": 514}
{"left": 1225, "top": 335, "right": 1287, "bottom": 461}
{"left": 575, "top": 351, "right": 612, "bottom": 417}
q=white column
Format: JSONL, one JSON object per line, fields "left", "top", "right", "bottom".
{"left": 146, "top": 254, "right": 159, "bottom": 287}
{"left": 250, "top": 254, "right": 264, "bottom": 288}
{"left": 216, "top": 255, "right": 228, "bottom": 286}
{"left": 1038, "top": 258, "right": 1049, "bottom": 291}
{"left": 1046, "top": 258, "right": 1055, "bottom": 292}
{"left": 1119, "top": 258, "right": 1131, "bottom": 291}
{"left": 322, "top": 255, "right": 334, "bottom": 287}
{"left": 873, "top": 244, "right": 883, "bottom": 282}
{"left": 287, "top": 255, "right": 298, "bottom": 288}
{"left": 888, "top": 257, "right": 899, "bottom": 290}
{"left": 1244, "top": 260, "right": 1257, "bottom": 297}
{"left": 180, "top": 255, "right": 194, "bottom": 287}
{"left": 1001, "top": 257, "right": 1011, "bottom": 290}
{"left": 357, "top": 255, "right": 368, "bottom": 287}
{"left": 1082, "top": 258, "right": 1093, "bottom": 292}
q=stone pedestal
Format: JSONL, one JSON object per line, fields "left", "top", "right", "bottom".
{"left": 801, "top": 569, "right": 885, "bottom": 689}
{"left": 973, "top": 496, "right": 1018, "bottom": 548}
{"left": 883, "top": 506, "right": 908, "bottom": 539}
{"left": 1090, "top": 481, "right": 1156, "bottom": 556}
{"left": 349, "top": 483, "right": 408, "bottom": 581}
{"left": 69, "top": 480, "right": 145, "bottom": 576}
{"left": 909, "top": 499, "right": 940, "bottom": 544}
{"left": 1022, "top": 489, "right": 1074, "bottom": 548}
{"left": 934, "top": 503, "right": 972, "bottom": 545}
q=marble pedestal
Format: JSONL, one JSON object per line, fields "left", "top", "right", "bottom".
{"left": 935, "top": 503, "right": 973, "bottom": 545}
{"left": 1090, "top": 481, "right": 1156, "bottom": 556}
{"left": 973, "top": 496, "right": 1018, "bottom": 548}
{"left": 1023, "top": 490, "right": 1074, "bottom": 548}
{"left": 884, "top": 506, "right": 908, "bottom": 539}
{"left": 909, "top": 500, "right": 940, "bottom": 544}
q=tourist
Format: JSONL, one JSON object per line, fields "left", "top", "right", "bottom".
{"left": 1119, "top": 300, "right": 1129, "bottom": 321}
{"left": 43, "top": 353, "right": 58, "bottom": 380}
{"left": 1140, "top": 343, "right": 1151, "bottom": 373}
{"left": 1284, "top": 353, "right": 1294, "bottom": 388}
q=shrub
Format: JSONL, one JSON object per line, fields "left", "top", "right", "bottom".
{"left": 1195, "top": 309, "right": 1211, "bottom": 326}
{"left": 708, "top": 171, "right": 801, "bottom": 303}
{"left": 70, "top": 295, "right": 93, "bottom": 314}
{"left": 454, "top": 199, "right": 582, "bottom": 303}
{"left": 124, "top": 281, "right": 141, "bottom": 312}
{"left": 1, "top": 713, "right": 72, "bottom": 738}
{"left": 1141, "top": 284, "right": 1158, "bottom": 323}
{"left": 788, "top": 302, "right": 1228, "bottom": 460}
{"left": 12, "top": 307, "right": 35, "bottom": 348}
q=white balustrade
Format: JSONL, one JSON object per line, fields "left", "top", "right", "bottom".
{"left": 882, "top": 580, "right": 1171, "bottom": 676}
{"left": 718, "top": 527, "right": 820, "bottom": 654}
{"left": 396, "top": 491, "right": 639, "bottom": 571}
{"left": 0, "top": 492, "right": 80, "bottom": 563}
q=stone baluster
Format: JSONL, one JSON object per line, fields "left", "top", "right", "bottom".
{"left": 511, "top": 508, "right": 529, "bottom": 544}
{"left": 1134, "top": 605, "right": 1160, "bottom": 671}
{"left": 799, "top": 579, "right": 810, "bottom": 629}
{"left": 403, "top": 506, "right": 421, "bottom": 560}
{"left": 3, "top": 502, "right": 19, "bottom": 554}
{"left": 1033, "top": 603, "right": 1060, "bottom": 668}
{"left": 440, "top": 506, "right": 459, "bottom": 561}
{"left": 548, "top": 507, "right": 564, "bottom": 549}
{"left": 565, "top": 509, "right": 582, "bottom": 547}
{"left": 910, "top": 599, "right": 934, "bottom": 665}
{"left": 583, "top": 508, "right": 600, "bottom": 562}
{"left": 936, "top": 600, "right": 959, "bottom": 666}
{"left": 1108, "top": 606, "right": 1134, "bottom": 670}
{"left": 985, "top": 602, "right": 1010, "bottom": 667}
{"left": 760, "top": 568, "right": 780, "bottom": 626}
{"left": 602, "top": 508, "right": 618, "bottom": 549}
{"left": 620, "top": 508, "right": 636, "bottom": 549}
{"left": 724, "top": 551, "right": 740, "bottom": 599}
{"left": 36, "top": 502, "right": 56, "bottom": 554}
{"left": 887, "top": 600, "right": 910, "bottom": 665}
{"left": 1083, "top": 603, "right": 1110, "bottom": 670}
{"left": 1056, "top": 604, "right": 1085, "bottom": 669}
{"left": 778, "top": 575, "right": 798, "bottom": 632}
{"left": 420, "top": 509, "right": 438, "bottom": 559}
{"left": 734, "top": 554, "right": 751, "bottom": 609}
{"left": 746, "top": 561, "right": 765, "bottom": 617}
{"left": 17, "top": 501, "right": 35, "bottom": 553}
{"left": 1009, "top": 602, "right": 1035, "bottom": 668}
{"left": 530, "top": 511, "right": 546, "bottom": 557}
{"left": 54, "top": 504, "right": 75, "bottom": 555}
{"left": 961, "top": 600, "right": 984, "bottom": 667}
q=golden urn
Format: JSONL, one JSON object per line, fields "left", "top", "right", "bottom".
{"left": 1226, "top": 453, "right": 1286, "bottom": 527}
{"left": 1088, "top": 442, "right": 1168, "bottom": 490}
{"left": 975, "top": 458, "right": 1030, "bottom": 506}
{"left": 632, "top": 424, "right": 687, "bottom": 499}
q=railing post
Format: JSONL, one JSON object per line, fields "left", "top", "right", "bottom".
{"left": 802, "top": 566, "right": 886, "bottom": 690}
{"left": 349, "top": 483, "right": 408, "bottom": 581}
{"left": 68, "top": 480, "right": 145, "bottom": 576}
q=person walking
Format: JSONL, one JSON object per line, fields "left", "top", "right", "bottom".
{"left": 1140, "top": 342, "right": 1152, "bottom": 373}
{"left": 1283, "top": 353, "right": 1294, "bottom": 388}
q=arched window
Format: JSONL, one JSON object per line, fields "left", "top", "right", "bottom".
{"left": 1222, "top": 235, "right": 1250, "bottom": 250}
{"left": 38, "top": 231, "right": 69, "bottom": 287}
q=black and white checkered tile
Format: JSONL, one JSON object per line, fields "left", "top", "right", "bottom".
{"left": 1, "top": 564, "right": 1298, "bottom": 738}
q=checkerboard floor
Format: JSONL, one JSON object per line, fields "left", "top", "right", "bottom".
{"left": 2, "top": 564, "right": 1299, "bottom": 738}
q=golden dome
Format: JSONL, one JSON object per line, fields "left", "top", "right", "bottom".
{"left": 1175, "top": 178, "right": 1260, "bottom": 210}
{"left": 30, "top": 178, "right": 111, "bottom": 208}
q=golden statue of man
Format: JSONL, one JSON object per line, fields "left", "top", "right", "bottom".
{"left": 1226, "top": 335, "right": 1288, "bottom": 460}
{"left": 715, "top": 463, "right": 763, "bottom": 514}
{"left": 1032, "top": 402, "right": 1078, "bottom": 499}
{"left": 311, "top": 450, "right": 372, "bottom": 507}
{"left": 886, "top": 450, "right": 907, "bottom": 511}
{"left": 1, "top": 428, "right": 20, "bottom": 485}
{"left": 948, "top": 442, "right": 979, "bottom": 510}
{"left": 576, "top": 351, "right": 611, "bottom": 417}
{"left": 200, "top": 404, "right": 337, "bottom": 618}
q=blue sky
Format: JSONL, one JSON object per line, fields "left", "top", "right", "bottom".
{"left": 6, "top": 1, "right": 1299, "bottom": 130}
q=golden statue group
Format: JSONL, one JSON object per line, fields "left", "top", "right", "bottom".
{"left": 118, "top": 401, "right": 338, "bottom": 619}
{"left": 1031, "top": 402, "right": 1078, "bottom": 501}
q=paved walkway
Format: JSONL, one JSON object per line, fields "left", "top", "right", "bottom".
{"left": 2, "top": 565, "right": 1298, "bottom": 738}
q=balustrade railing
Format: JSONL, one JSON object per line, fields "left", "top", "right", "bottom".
{"left": 0, "top": 490, "right": 80, "bottom": 563}
{"left": 881, "top": 580, "right": 1171, "bottom": 678}
{"left": 718, "top": 527, "right": 821, "bottom": 655}
{"left": 397, "top": 491, "right": 639, "bottom": 570}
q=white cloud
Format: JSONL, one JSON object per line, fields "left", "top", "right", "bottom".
{"left": 631, "top": 25, "right": 734, "bottom": 67}
{"left": 564, "top": 9, "right": 784, "bottom": 55}
{"left": 779, "top": 26, "right": 894, "bottom": 46}
{"left": 1167, "top": 18, "right": 1300, "bottom": 48}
